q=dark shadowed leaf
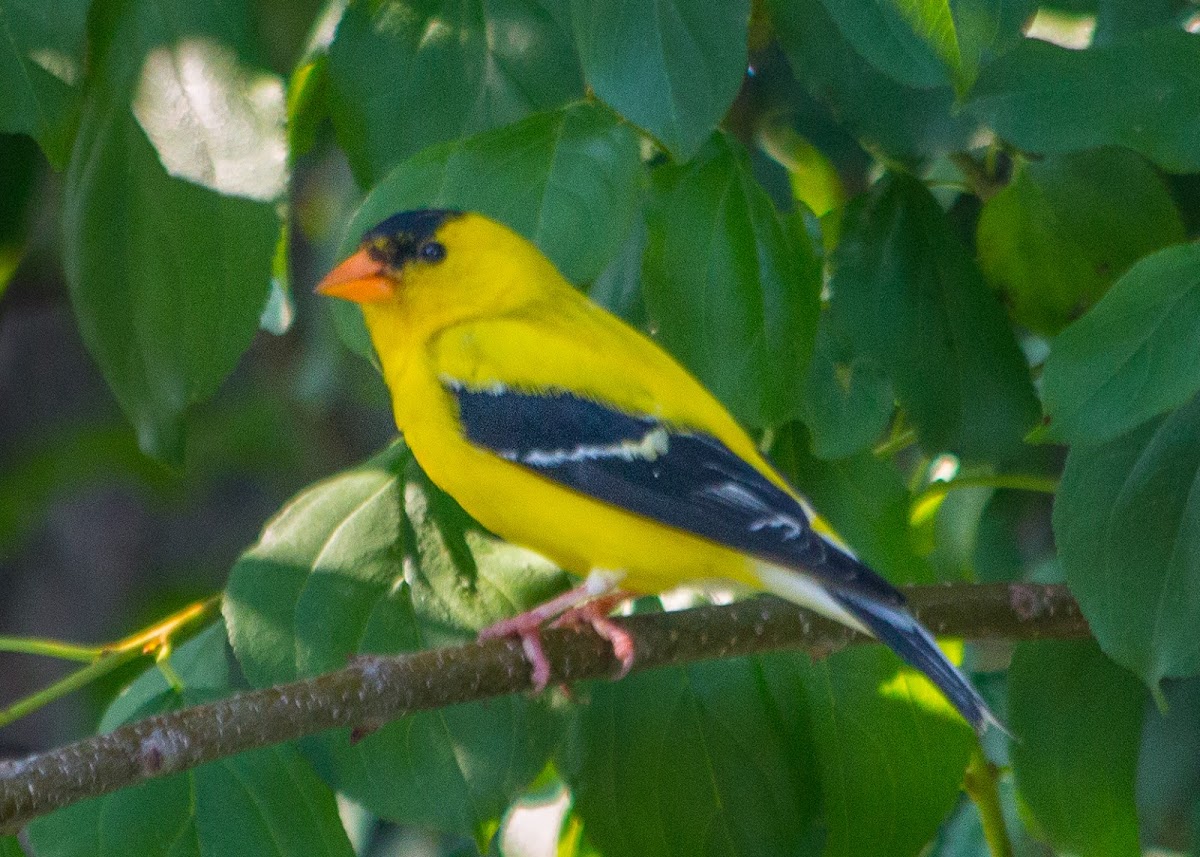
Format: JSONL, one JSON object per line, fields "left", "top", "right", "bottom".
{"left": 768, "top": 0, "right": 981, "bottom": 162}
{"left": 1010, "top": 641, "right": 1145, "bottom": 856}
{"left": 572, "top": 0, "right": 749, "bottom": 158}
{"left": 829, "top": 173, "right": 1038, "bottom": 462}
{"left": 1094, "top": 0, "right": 1181, "bottom": 44}
{"left": 224, "top": 443, "right": 570, "bottom": 838}
{"left": 977, "top": 148, "right": 1184, "bottom": 336}
{"left": 63, "top": 0, "right": 285, "bottom": 462}
{"left": 1040, "top": 243, "right": 1200, "bottom": 445}
{"left": 0, "top": 133, "right": 39, "bottom": 297}
{"left": 643, "top": 133, "right": 821, "bottom": 430}
{"left": 800, "top": 313, "right": 895, "bottom": 460}
{"left": 563, "top": 649, "right": 821, "bottom": 857}
{"left": 1054, "top": 392, "right": 1200, "bottom": 687}
{"left": 327, "top": 0, "right": 582, "bottom": 186}
{"left": 0, "top": 0, "right": 88, "bottom": 166}
{"left": 969, "top": 28, "right": 1200, "bottom": 173}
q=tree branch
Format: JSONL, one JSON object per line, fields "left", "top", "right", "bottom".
{"left": 0, "top": 583, "right": 1086, "bottom": 833}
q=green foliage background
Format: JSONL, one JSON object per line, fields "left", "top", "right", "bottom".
{"left": 3, "top": 0, "right": 1200, "bottom": 855}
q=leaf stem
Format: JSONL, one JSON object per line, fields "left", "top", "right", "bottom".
{"left": 0, "top": 638, "right": 100, "bottom": 663}
{"left": 919, "top": 473, "right": 1059, "bottom": 502}
{"left": 963, "top": 746, "right": 1014, "bottom": 857}
{"left": 0, "top": 595, "right": 220, "bottom": 729}
{"left": 873, "top": 425, "right": 916, "bottom": 458}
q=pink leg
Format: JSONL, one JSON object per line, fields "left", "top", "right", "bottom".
{"left": 478, "top": 583, "right": 600, "bottom": 642}
{"left": 478, "top": 579, "right": 635, "bottom": 690}
{"left": 550, "top": 593, "right": 636, "bottom": 679}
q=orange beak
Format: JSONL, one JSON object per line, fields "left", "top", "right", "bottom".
{"left": 314, "top": 249, "right": 397, "bottom": 303}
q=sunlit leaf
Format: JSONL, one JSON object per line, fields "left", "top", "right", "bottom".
{"left": 63, "top": 0, "right": 285, "bottom": 462}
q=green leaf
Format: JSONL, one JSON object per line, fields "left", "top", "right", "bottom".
{"left": 0, "top": 0, "right": 88, "bottom": 166}
{"left": 587, "top": 210, "right": 649, "bottom": 324}
{"left": 829, "top": 173, "right": 1038, "bottom": 462}
{"left": 224, "top": 443, "right": 571, "bottom": 837}
{"left": 562, "top": 651, "right": 821, "bottom": 857}
{"left": 1094, "top": 0, "right": 1180, "bottom": 45}
{"left": 969, "top": 28, "right": 1200, "bottom": 173}
{"left": 800, "top": 313, "right": 895, "bottom": 460}
{"left": 345, "top": 102, "right": 644, "bottom": 285}
{"left": 326, "top": 0, "right": 582, "bottom": 186}
{"left": 768, "top": 0, "right": 980, "bottom": 162}
{"left": 977, "top": 148, "right": 1185, "bottom": 336}
{"left": 0, "top": 836, "right": 26, "bottom": 857}
{"left": 642, "top": 133, "right": 821, "bottom": 430}
{"left": 1010, "top": 641, "right": 1145, "bottom": 856}
{"left": 972, "top": 488, "right": 1047, "bottom": 582}
{"left": 1054, "top": 393, "right": 1200, "bottom": 688}
{"left": 950, "top": 0, "right": 1037, "bottom": 77}
{"left": 799, "top": 648, "right": 975, "bottom": 857}
{"left": 572, "top": 0, "right": 748, "bottom": 159}
{"left": 27, "top": 624, "right": 355, "bottom": 857}
{"left": 817, "top": 0, "right": 963, "bottom": 91}
{"left": 770, "top": 428, "right": 974, "bottom": 854}
{"left": 287, "top": 51, "right": 329, "bottom": 162}
{"left": 757, "top": 125, "right": 846, "bottom": 222}
{"left": 773, "top": 426, "right": 932, "bottom": 583}
{"left": 63, "top": 0, "right": 285, "bottom": 463}
{"left": 286, "top": 0, "right": 344, "bottom": 160}
{"left": 1040, "top": 243, "right": 1200, "bottom": 446}
{"left": 0, "top": 132, "right": 39, "bottom": 298}
{"left": 100, "top": 623, "right": 234, "bottom": 731}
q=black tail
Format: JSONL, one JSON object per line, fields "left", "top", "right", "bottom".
{"left": 833, "top": 589, "right": 1004, "bottom": 735}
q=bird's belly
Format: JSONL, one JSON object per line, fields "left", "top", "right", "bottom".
{"left": 407, "top": 425, "right": 759, "bottom": 595}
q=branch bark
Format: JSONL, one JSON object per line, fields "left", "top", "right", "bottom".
{"left": 0, "top": 583, "right": 1086, "bottom": 833}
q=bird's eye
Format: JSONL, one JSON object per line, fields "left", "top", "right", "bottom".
{"left": 419, "top": 241, "right": 446, "bottom": 263}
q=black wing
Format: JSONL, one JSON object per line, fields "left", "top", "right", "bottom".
{"left": 449, "top": 382, "right": 904, "bottom": 606}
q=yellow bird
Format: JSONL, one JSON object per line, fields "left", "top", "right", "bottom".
{"left": 316, "top": 209, "right": 999, "bottom": 733}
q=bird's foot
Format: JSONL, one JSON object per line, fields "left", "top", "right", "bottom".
{"left": 478, "top": 573, "right": 633, "bottom": 690}
{"left": 549, "top": 592, "right": 636, "bottom": 680}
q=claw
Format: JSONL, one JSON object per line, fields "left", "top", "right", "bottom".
{"left": 478, "top": 576, "right": 635, "bottom": 689}
{"left": 550, "top": 594, "right": 636, "bottom": 679}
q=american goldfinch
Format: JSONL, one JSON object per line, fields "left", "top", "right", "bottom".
{"left": 316, "top": 209, "right": 999, "bottom": 733}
